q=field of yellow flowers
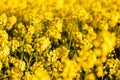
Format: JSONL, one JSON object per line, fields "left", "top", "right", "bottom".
{"left": 0, "top": 0, "right": 120, "bottom": 80}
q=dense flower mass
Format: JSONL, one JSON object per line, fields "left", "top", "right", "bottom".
{"left": 0, "top": 0, "right": 120, "bottom": 80}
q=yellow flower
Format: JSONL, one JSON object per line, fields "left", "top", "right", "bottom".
{"left": 0, "top": 13, "right": 7, "bottom": 28}
{"left": 11, "top": 39, "right": 19, "bottom": 52}
{"left": 94, "top": 48, "right": 102, "bottom": 57}
{"left": 96, "top": 66, "right": 103, "bottom": 77}
{"left": 17, "top": 23, "right": 26, "bottom": 36}
{"left": 0, "top": 61, "right": 3, "bottom": 71}
{"left": 55, "top": 18, "right": 63, "bottom": 32}
{"left": 62, "top": 59, "right": 78, "bottom": 79}
{"left": 73, "top": 31, "right": 82, "bottom": 41}
{"left": 34, "top": 67, "right": 50, "bottom": 80}
{"left": 0, "top": 30, "right": 8, "bottom": 41}
{"left": 18, "top": 0, "right": 27, "bottom": 10}
{"left": 28, "top": 25, "right": 35, "bottom": 35}
{"left": 101, "top": 56, "right": 107, "bottom": 62}
{"left": 109, "top": 12, "right": 119, "bottom": 28}
{"left": 46, "top": 29, "right": 61, "bottom": 39}
{"left": 32, "top": 75, "right": 39, "bottom": 80}
{"left": 98, "top": 21, "right": 108, "bottom": 31}
{"left": 100, "top": 31, "right": 116, "bottom": 55}
{"left": 0, "top": 0, "right": 119, "bottom": 79}
{"left": 24, "top": 44, "right": 34, "bottom": 53}
{"left": 10, "top": 57, "right": 26, "bottom": 71}
{"left": 6, "top": 15, "right": 17, "bottom": 30}
{"left": 55, "top": 0, "right": 64, "bottom": 10}
{"left": 93, "top": 39, "right": 101, "bottom": 47}
{"left": 88, "top": 53, "right": 97, "bottom": 68}
{"left": 25, "top": 34, "right": 33, "bottom": 43}
{"left": 95, "top": 59, "right": 102, "bottom": 66}
{"left": 34, "top": 36, "right": 51, "bottom": 53}
{"left": 3, "top": 46, "right": 10, "bottom": 57}
{"left": 85, "top": 73, "right": 96, "bottom": 80}
{"left": 23, "top": 71, "right": 33, "bottom": 80}
{"left": 10, "top": 67, "right": 23, "bottom": 80}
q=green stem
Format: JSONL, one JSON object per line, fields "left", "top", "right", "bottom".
{"left": 68, "top": 27, "right": 73, "bottom": 49}
{"left": 35, "top": 53, "right": 38, "bottom": 62}
{"left": 21, "top": 52, "right": 24, "bottom": 60}
{"left": 26, "top": 53, "right": 33, "bottom": 71}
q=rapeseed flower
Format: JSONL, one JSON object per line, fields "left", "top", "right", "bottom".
{"left": 0, "top": 0, "right": 120, "bottom": 79}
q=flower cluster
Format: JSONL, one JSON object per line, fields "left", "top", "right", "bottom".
{"left": 0, "top": 0, "right": 120, "bottom": 80}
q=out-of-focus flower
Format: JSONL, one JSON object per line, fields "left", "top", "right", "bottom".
{"left": 96, "top": 65, "right": 104, "bottom": 77}
{"left": 85, "top": 73, "right": 96, "bottom": 80}
{"left": 0, "top": 13, "right": 7, "bottom": 28}
{"left": 0, "top": 61, "right": 3, "bottom": 71}
{"left": 6, "top": 15, "right": 17, "bottom": 30}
